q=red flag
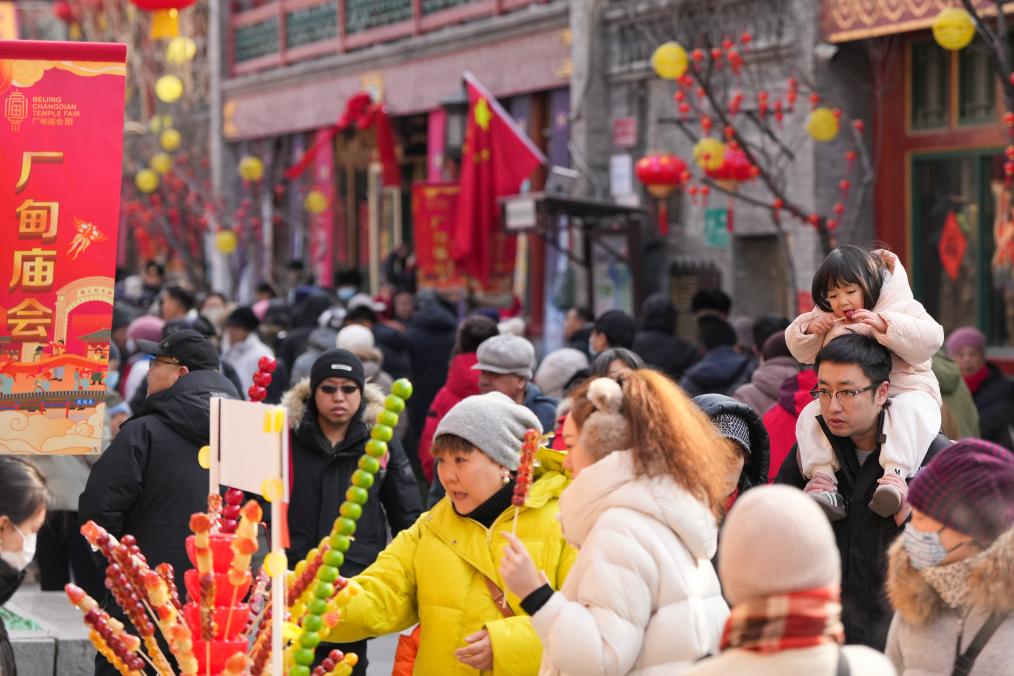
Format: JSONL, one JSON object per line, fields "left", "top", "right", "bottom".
{"left": 451, "top": 72, "right": 545, "bottom": 283}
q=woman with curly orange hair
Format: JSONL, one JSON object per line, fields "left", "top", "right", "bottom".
{"left": 499, "top": 370, "right": 738, "bottom": 675}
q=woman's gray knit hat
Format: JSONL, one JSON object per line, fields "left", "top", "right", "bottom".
{"left": 434, "top": 392, "right": 542, "bottom": 470}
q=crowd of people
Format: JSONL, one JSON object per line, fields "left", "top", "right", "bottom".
{"left": 1, "top": 246, "right": 1013, "bottom": 676}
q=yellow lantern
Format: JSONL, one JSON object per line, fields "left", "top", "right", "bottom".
{"left": 693, "top": 137, "right": 725, "bottom": 172}
{"left": 215, "top": 230, "right": 237, "bottom": 255}
{"left": 155, "top": 74, "right": 183, "bottom": 103}
{"left": 135, "top": 168, "right": 159, "bottom": 193}
{"left": 148, "top": 115, "right": 162, "bottom": 134}
{"left": 651, "top": 41, "right": 688, "bottom": 80}
{"left": 806, "top": 107, "right": 839, "bottom": 142}
{"left": 932, "top": 8, "right": 975, "bottom": 51}
{"left": 160, "top": 128, "right": 181, "bottom": 152}
{"left": 165, "top": 36, "right": 197, "bottom": 65}
{"left": 238, "top": 155, "right": 264, "bottom": 182}
{"left": 149, "top": 152, "right": 172, "bottom": 175}
{"left": 304, "top": 190, "right": 328, "bottom": 214}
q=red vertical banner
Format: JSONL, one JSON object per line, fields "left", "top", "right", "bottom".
{"left": 412, "top": 182, "right": 467, "bottom": 291}
{"left": 308, "top": 128, "right": 335, "bottom": 288}
{"left": 0, "top": 40, "right": 126, "bottom": 454}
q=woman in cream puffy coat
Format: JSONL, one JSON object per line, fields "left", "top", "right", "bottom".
{"left": 500, "top": 371, "right": 736, "bottom": 675}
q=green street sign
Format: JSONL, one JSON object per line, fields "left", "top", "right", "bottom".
{"left": 704, "top": 207, "right": 730, "bottom": 248}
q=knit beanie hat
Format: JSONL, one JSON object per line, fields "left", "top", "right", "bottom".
{"left": 719, "top": 485, "right": 841, "bottom": 604}
{"left": 945, "top": 326, "right": 987, "bottom": 356}
{"left": 713, "top": 412, "right": 751, "bottom": 455}
{"left": 534, "top": 348, "right": 590, "bottom": 399}
{"left": 310, "top": 348, "right": 365, "bottom": 393}
{"left": 434, "top": 392, "right": 542, "bottom": 470}
{"left": 126, "top": 315, "right": 165, "bottom": 344}
{"left": 336, "top": 325, "right": 376, "bottom": 352}
{"left": 908, "top": 439, "right": 1014, "bottom": 544}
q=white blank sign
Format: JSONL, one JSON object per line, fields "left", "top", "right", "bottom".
{"left": 210, "top": 397, "right": 289, "bottom": 502}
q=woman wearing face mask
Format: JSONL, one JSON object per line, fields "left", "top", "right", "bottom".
{"left": 885, "top": 439, "right": 1014, "bottom": 676}
{"left": 0, "top": 456, "right": 50, "bottom": 676}
{"left": 500, "top": 372, "right": 736, "bottom": 674}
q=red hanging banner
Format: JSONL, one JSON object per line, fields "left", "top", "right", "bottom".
{"left": 938, "top": 211, "right": 967, "bottom": 282}
{"left": 412, "top": 182, "right": 467, "bottom": 291}
{"left": 0, "top": 40, "right": 126, "bottom": 454}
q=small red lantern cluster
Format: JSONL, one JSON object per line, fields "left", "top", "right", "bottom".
{"left": 247, "top": 356, "right": 276, "bottom": 403}
{"left": 636, "top": 153, "right": 689, "bottom": 236}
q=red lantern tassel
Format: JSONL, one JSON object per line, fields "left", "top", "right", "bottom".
{"left": 658, "top": 200, "right": 669, "bottom": 237}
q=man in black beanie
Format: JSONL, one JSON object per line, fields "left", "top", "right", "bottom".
{"left": 282, "top": 348, "right": 421, "bottom": 675}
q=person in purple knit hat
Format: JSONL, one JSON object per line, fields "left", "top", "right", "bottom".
{"left": 885, "top": 439, "right": 1014, "bottom": 675}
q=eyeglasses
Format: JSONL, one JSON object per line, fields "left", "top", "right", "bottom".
{"left": 809, "top": 382, "right": 883, "bottom": 404}
{"left": 319, "top": 384, "right": 359, "bottom": 396}
{"left": 151, "top": 357, "right": 181, "bottom": 368}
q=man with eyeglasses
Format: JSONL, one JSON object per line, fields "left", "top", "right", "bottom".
{"left": 776, "top": 333, "right": 951, "bottom": 651}
{"left": 80, "top": 329, "right": 239, "bottom": 676}
{"left": 283, "top": 348, "right": 421, "bottom": 675}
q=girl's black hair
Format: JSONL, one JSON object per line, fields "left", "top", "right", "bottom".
{"left": 0, "top": 456, "right": 48, "bottom": 526}
{"left": 811, "top": 245, "right": 885, "bottom": 313}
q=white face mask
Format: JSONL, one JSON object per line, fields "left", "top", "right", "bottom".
{"left": 1, "top": 523, "right": 37, "bottom": 571}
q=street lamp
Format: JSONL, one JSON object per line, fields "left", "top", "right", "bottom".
{"left": 440, "top": 84, "right": 469, "bottom": 159}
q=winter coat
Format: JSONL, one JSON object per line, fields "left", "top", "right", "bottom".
{"left": 323, "top": 470, "right": 577, "bottom": 676}
{"left": 79, "top": 370, "right": 240, "bottom": 598}
{"left": 418, "top": 353, "right": 481, "bottom": 483}
{"left": 0, "top": 559, "right": 25, "bottom": 676}
{"left": 534, "top": 450, "right": 728, "bottom": 675}
{"left": 786, "top": 256, "right": 944, "bottom": 406}
{"left": 222, "top": 332, "right": 274, "bottom": 400}
{"left": 733, "top": 355, "right": 801, "bottom": 417}
{"left": 932, "top": 351, "right": 980, "bottom": 440}
{"left": 683, "top": 643, "right": 895, "bottom": 676}
{"left": 289, "top": 327, "right": 339, "bottom": 385}
{"left": 632, "top": 295, "right": 699, "bottom": 381}
{"left": 680, "top": 346, "right": 752, "bottom": 398}
{"left": 281, "top": 379, "right": 422, "bottom": 574}
{"left": 692, "top": 394, "right": 770, "bottom": 493}
{"left": 28, "top": 455, "right": 95, "bottom": 512}
{"left": 763, "top": 369, "right": 818, "bottom": 481}
{"left": 886, "top": 525, "right": 1014, "bottom": 676}
{"left": 374, "top": 323, "right": 412, "bottom": 382}
{"left": 522, "top": 383, "right": 558, "bottom": 433}
{"left": 566, "top": 326, "right": 593, "bottom": 359}
{"left": 775, "top": 413, "right": 951, "bottom": 649}
{"left": 404, "top": 300, "right": 458, "bottom": 466}
{"left": 971, "top": 363, "right": 1014, "bottom": 450}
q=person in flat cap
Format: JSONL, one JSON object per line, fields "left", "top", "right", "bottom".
{"left": 320, "top": 392, "right": 575, "bottom": 675}
{"left": 80, "top": 329, "right": 240, "bottom": 676}
{"left": 281, "top": 349, "right": 421, "bottom": 675}
{"left": 474, "top": 334, "right": 557, "bottom": 432}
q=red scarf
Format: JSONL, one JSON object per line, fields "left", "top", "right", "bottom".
{"left": 963, "top": 366, "right": 990, "bottom": 394}
{"left": 721, "top": 587, "right": 844, "bottom": 654}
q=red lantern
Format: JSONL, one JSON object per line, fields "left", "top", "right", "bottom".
{"left": 636, "top": 153, "right": 688, "bottom": 236}
{"left": 705, "top": 148, "right": 754, "bottom": 192}
{"left": 52, "top": 1, "right": 76, "bottom": 24}
{"left": 130, "top": 0, "right": 198, "bottom": 39}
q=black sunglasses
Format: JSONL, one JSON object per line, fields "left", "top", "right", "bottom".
{"left": 319, "top": 384, "right": 359, "bottom": 395}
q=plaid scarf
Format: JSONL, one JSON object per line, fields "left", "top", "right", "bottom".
{"left": 721, "top": 587, "right": 845, "bottom": 654}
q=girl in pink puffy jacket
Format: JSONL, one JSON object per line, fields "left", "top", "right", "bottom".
{"left": 787, "top": 246, "right": 944, "bottom": 520}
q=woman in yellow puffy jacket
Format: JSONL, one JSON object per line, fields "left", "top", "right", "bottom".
{"left": 325, "top": 391, "right": 576, "bottom": 675}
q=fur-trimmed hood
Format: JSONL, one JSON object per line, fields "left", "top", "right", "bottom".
{"left": 281, "top": 378, "right": 387, "bottom": 429}
{"left": 886, "top": 525, "right": 1014, "bottom": 626}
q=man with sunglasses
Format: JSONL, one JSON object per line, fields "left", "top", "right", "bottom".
{"left": 776, "top": 333, "right": 951, "bottom": 651}
{"left": 284, "top": 348, "right": 421, "bottom": 675}
{"left": 80, "top": 329, "right": 239, "bottom": 676}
